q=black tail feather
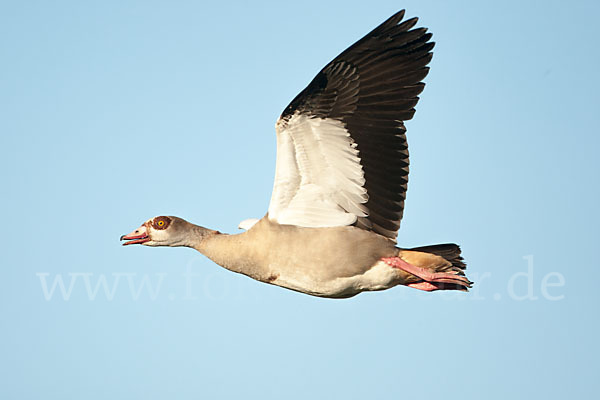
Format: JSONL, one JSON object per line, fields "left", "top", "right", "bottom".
{"left": 408, "top": 243, "right": 467, "bottom": 273}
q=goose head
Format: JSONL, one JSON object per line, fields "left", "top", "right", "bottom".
{"left": 120, "top": 216, "right": 193, "bottom": 247}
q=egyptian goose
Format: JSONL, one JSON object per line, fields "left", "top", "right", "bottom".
{"left": 121, "top": 10, "right": 472, "bottom": 298}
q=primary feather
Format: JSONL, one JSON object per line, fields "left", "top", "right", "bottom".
{"left": 267, "top": 10, "right": 434, "bottom": 240}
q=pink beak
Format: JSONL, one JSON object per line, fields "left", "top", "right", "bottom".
{"left": 120, "top": 224, "right": 151, "bottom": 246}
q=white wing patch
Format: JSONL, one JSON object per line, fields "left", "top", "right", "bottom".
{"left": 238, "top": 218, "right": 259, "bottom": 230}
{"left": 268, "top": 113, "right": 368, "bottom": 228}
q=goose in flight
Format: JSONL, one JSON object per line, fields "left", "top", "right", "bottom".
{"left": 121, "top": 10, "right": 472, "bottom": 298}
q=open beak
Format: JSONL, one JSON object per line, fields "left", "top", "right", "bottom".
{"left": 120, "top": 224, "right": 151, "bottom": 246}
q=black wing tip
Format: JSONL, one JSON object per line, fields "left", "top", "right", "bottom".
{"left": 389, "top": 9, "right": 406, "bottom": 23}
{"left": 380, "top": 10, "right": 425, "bottom": 33}
{"left": 371, "top": 10, "right": 425, "bottom": 38}
{"left": 401, "top": 16, "right": 419, "bottom": 29}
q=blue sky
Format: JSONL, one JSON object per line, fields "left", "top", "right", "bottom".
{"left": 1, "top": 1, "right": 599, "bottom": 399}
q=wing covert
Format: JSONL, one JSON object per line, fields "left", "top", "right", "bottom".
{"left": 268, "top": 10, "right": 434, "bottom": 240}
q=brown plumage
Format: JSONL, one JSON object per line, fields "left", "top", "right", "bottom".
{"left": 121, "top": 10, "right": 472, "bottom": 298}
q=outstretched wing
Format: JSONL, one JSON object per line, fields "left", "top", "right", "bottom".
{"left": 267, "top": 10, "right": 434, "bottom": 240}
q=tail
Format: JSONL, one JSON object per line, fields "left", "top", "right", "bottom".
{"left": 409, "top": 243, "right": 466, "bottom": 272}
{"left": 398, "top": 243, "right": 472, "bottom": 291}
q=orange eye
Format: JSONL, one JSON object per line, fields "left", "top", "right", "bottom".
{"left": 153, "top": 216, "right": 171, "bottom": 230}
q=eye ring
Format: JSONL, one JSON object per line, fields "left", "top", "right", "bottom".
{"left": 153, "top": 216, "right": 171, "bottom": 230}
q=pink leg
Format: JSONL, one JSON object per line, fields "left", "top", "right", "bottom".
{"left": 381, "top": 257, "right": 471, "bottom": 286}
{"left": 406, "top": 281, "right": 469, "bottom": 292}
{"left": 407, "top": 282, "right": 439, "bottom": 292}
